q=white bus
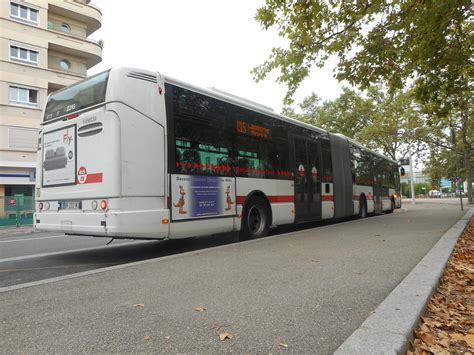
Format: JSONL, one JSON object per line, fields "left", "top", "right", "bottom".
{"left": 35, "top": 67, "right": 401, "bottom": 240}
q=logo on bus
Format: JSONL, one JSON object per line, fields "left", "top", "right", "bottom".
{"left": 63, "top": 128, "right": 73, "bottom": 145}
{"left": 298, "top": 164, "right": 305, "bottom": 177}
{"left": 77, "top": 166, "right": 87, "bottom": 184}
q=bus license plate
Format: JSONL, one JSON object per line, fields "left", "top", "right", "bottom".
{"left": 59, "top": 201, "right": 82, "bottom": 210}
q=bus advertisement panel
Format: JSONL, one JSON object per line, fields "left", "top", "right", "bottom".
{"left": 171, "top": 174, "right": 236, "bottom": 221}
{"left": 42, "top": 125, "right": 76, "bottom": 187}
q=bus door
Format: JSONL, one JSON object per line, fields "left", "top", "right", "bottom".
{"left": 373, "top": 162, "right": 383, "bottom": 213}
{"left": 292, "top": 136, "right": 322, "bottom": 222}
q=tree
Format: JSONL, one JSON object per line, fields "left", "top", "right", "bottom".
{"left": 284, "top": 86, "right": 425, "bottom": 161}
{"left": 254, "top": 0, "right": 473, "bottom": 202}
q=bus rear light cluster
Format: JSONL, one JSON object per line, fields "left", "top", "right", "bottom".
{"left": 38, "top": 202, "right": 51, "bottom": 211}
{"left": 100, "top": 200, "right": 107, "bottom": 210}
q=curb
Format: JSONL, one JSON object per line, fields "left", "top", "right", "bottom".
{"left": 335, "top": 207, "right": 473, "bottom": 354}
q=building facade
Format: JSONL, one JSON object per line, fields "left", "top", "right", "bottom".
{"left": 0, "top": 0, "right": 102, "bottom": 204}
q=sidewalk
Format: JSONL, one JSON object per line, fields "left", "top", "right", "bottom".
{"left": 336, "top": 207, "right": 473, "bottom": 354}
{"left": 0, "top": 203, "right": 467, "bottom": 353}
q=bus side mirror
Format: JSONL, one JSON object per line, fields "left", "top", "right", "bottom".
{"left": 400, "top": 167, "right": 405, "bottom": 176}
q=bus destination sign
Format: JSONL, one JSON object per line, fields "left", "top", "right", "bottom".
{"left": 236, "top": 120, "right": 271, "bottom": 139}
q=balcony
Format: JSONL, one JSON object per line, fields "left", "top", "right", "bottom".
{"left": 48, "top": 1, "right": 101, "bottom": 36}
{"left": 48, "top": 39, "right": 101, "bottom": 69}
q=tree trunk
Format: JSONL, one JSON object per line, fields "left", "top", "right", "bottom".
{"left": 461, "top": 117, "right": 473, "bottom": 204}
{"left": 463, "top": 148, "right": 472, "bottom": 204}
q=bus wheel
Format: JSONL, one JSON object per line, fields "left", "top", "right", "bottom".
{"left": 359, "top": 196, "right": 368, "bottom": 219}
{"left": 387, "top": 199, "right": 395, "bottom": 214}
{"left": 240, "top": 196, "right": 270, "bottom": 240}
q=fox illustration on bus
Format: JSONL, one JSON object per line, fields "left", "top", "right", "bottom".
{"left": 173, "top": 185, "right": 187, "bottom": 214}
{"left": 225, "top": 185, "right": 234, "bottom": 211}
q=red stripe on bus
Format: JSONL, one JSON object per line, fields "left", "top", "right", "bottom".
{"left": 322, "top": 195, "right": 333, "bottom": 201}
{"left": 268, "top": 195, "right": 294, "bottom": 203}
{"left": 236, "top": 195, "right": 294, "bottom": 205}
{"left": 86, "top": 173, "right": 103, "bottom": 183}
{"left": 77, "top": 173, "right": 103, "bottom": 184}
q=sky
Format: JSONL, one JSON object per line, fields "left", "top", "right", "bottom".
{"left": 88, "top": 0, "right": 344, "bottom": 113}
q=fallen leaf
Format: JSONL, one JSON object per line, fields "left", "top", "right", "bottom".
{"left": 450, "top": 332, "right": 465, "bottom": 341}
{"left": 195, "top": 307, "right": 207, "bottom": 312}
{"left": 465, "top": 334, "right": 474, "bottom": 347}
{"left": 439, "top": 338, "right": 450, "bottom": 348}
{"left": 420, "top": 333, "right": 435, "bottom": 345}
{"left": 134, "top": 304, "right": 145, "bottom": 308}
{"left": 143, "top": 335, "right": 151, "bottom": 341}
{"left": 279, "top": 342, "right": 289, "bottom": 348}
{"left": 219, "top": 332, "right": 233, "bottom": 341}
{"left": 311, "top": 259, "right": 319, "bottom": 263}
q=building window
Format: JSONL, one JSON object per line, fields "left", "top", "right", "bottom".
{"left": 10, "top": 45, "right": 38, "bottom": 65}
{"left": 60, "top": 23, "right": 71, "bottom": 33}
{"left": 59, "top": 59, "right": 70, "bottom": 70}
{"left": 9, "top": 86, "right": 39, "bottom": 107}
{"left": 10, "top": 2, "right": 39, "bottom": 25}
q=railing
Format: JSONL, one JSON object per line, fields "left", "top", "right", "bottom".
{"left": 0, "top": 196, "right": 35, "bottom": 226}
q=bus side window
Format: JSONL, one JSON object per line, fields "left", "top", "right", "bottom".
{"left": 321, "top": 139, "right": 333, "bottom": 182}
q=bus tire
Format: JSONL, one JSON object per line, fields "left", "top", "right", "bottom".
{"left": 359, "top": 196, "right": 368, "bottom": 219}
{"left": 240, "top": 196, "right": 270, "bottom": 240}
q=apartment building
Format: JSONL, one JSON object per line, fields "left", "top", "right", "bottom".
{"left": 0, "top": 0, "right": 102, "bottom": 202}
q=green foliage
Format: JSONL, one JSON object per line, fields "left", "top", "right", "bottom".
{"left": 256, "top": 0, "right": 473, "bottom": 201}
{"left": 283, "top": 86, "right": 425, "bottom": 160}
{"left": 254, "top": 1, "right": 472, "bottom": 107}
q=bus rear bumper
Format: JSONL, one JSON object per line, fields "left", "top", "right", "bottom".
{"left": 34, "top": 209, "right": 170, "bottom": 239}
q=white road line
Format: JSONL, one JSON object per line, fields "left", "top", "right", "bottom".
{"left": 0, "top": 240, "right": 152, "bottom": 263}
{"left": 0, "top": 235, "right": 66, "bottom": 244}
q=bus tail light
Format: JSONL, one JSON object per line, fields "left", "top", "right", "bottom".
{"left": 91, "top": 200, "right": 98, "bottom": 210}
{"left": 44, "top": 202, "right": 50, "bottom": 210}
{"left": 67, "top": 114, "right": 79, "bottom": 120}
{"left": 161, "top": 218, "right": 169, "bottom": 224}
{"left": 38, "top": 202, "right": 43, "bottom": 210}
{"left": 100, "top": 200, "right": 107, "bottom": 210}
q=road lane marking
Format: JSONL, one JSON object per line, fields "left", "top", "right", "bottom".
{"left": 0, "top": 235, "right": 66, "bottom": 244}
{"left": 0, "top": 263, "right": 118, "bottom": 273}
{"left": 0, "top": 240, "right": 153, "bottom": 263}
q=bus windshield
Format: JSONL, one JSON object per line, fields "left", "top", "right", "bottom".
{"left": 44, "top": 70, "right": 110, "bottom": 121}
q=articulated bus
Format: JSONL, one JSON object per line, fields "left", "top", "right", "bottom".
{"left": 34, "top": 67, "right": 401, "bottom": 240}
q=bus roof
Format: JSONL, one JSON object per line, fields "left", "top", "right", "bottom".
{"left": 339, "top": 134, "right": 398, "bottom": 164}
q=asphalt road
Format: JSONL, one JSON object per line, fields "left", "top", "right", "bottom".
{"left": 0, "top": 217, "right": 353, "bottom": 288}
{"left": 0, "top": 202, "right": 467, "bottom": 353}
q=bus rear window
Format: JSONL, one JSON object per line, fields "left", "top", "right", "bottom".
{"left": 44, "top": 70, "right": 109, "bottom": 121}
